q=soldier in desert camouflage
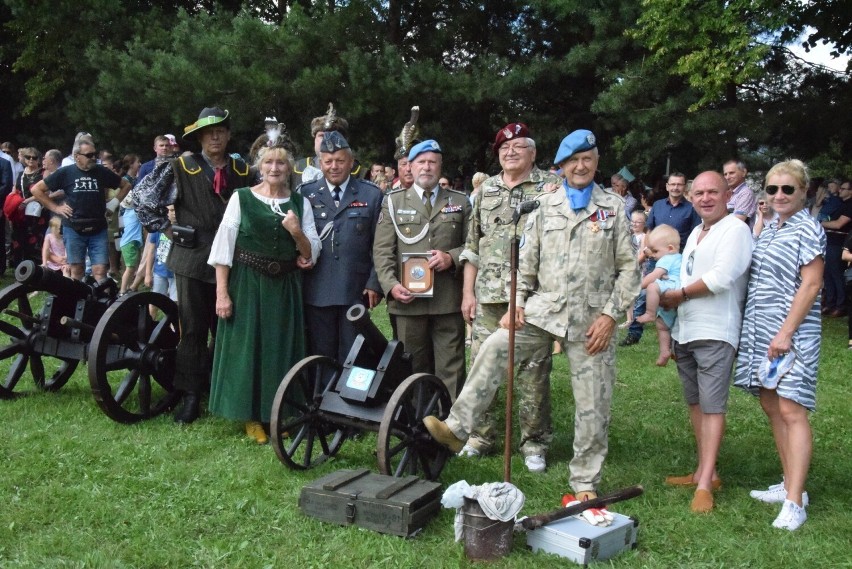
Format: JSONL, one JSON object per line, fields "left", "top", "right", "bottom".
{"left": 424, "top": 130, "right": 640, "bottom": 499}
{"left": 457, "top": 122, "right": 561, "bottom": 473}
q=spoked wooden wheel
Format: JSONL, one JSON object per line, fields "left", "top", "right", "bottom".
{"left": 0, "top": 283, "right": 77, "bottom": 399}
{"left": 270, "top": 355, "right": 345, "bottom": 470}
{"left": 87, "top": 292, "right": 180, "bottom": 423}
{"left": 377, "top": 373, "right": 452, "bottom": 480}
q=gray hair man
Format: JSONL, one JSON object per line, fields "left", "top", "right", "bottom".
{"left": 457, "top": 122, "right": 560, "bottom": 473}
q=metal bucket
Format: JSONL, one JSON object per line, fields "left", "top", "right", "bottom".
{"left": 462, "top": 497, "right": 514, "bottom": 561}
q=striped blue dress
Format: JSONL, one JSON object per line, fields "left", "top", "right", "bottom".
{"left": 734, "top": 210, "right": 825, "bottom": 410}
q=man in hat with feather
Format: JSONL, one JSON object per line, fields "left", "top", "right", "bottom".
{"left": 167, "top": 106, "right": 251, "bottom": 424}
{"left": 295, "top": 103, "right": 364, "bottom": 184}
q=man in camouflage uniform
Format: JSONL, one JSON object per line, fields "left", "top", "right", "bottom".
{"left": 458, "top": 122, "right": 560, "bottom": 472}
{"left": 425, "top": 130, "right": 640, "bottom": 498}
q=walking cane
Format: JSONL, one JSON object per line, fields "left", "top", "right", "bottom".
{"left": 503, "top": 200, "right": 540, "bottom": 482}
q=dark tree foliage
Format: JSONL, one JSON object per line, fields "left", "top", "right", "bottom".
{"left": 1, "top": 0, "right": 850, "bottom": 181}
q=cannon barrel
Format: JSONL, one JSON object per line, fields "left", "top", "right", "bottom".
{"left": 15, "top": 261, "right": 93, "bottom": 301}
{"left": 346, "top": 304, "right": 389, "bottom": 355}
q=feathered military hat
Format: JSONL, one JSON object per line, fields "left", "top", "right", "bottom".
{"left": 310, "top": 103, "right": 349, "bottom": 138}
{"left": 249, "top": 118, "right": 298, "bottom": 163}
{"left": 394, "top": 106, "right": 420, "bottom": 160}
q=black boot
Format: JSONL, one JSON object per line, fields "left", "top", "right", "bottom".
{"left": 173, "top": 392, "right": 200, "bottom": 424}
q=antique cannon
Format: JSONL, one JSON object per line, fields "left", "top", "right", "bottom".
{"left": 270, "top": 304, "right": 452, "bottom": 480}
{"left": 0, "top": 261, "right": 180, "bottom": 423}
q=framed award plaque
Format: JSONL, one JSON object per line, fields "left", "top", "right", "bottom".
{"left": 401, "top": 253, "right": 434, "bottom": 297}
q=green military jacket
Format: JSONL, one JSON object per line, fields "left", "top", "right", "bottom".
{"left": 516, "top": 184, "right": 640, "bottom": 341}
{"left": 460, "top": 166, "right": 560, "bottom": 304}
{"left": 373, "top": 185, "right": 472, "bottom": 316}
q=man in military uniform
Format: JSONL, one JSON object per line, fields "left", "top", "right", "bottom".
{"left": 458, "top": 122, "right": 560, "bottom": 472}
{"left": 167, "top": 107, "right": 251, "bottom": 424}
{"left": 373, "top": 140, "right": 472, "bottom": 398}
{"left": 424, "top": 130, "right": 640, "bottom": 498}
{"left": 300, "top": 131, "right": 383, "bottom": 364}
{"left": 295, "top": 103, "right": 364, "bottom": 184}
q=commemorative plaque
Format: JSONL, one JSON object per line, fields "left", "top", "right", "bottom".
{"left": 401, "top": 253, "right": 433, "bottom": 297}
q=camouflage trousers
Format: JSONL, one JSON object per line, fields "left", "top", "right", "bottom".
{"left": 446, "top": 322, "right": 616, "bottom": 492}
{"left": 465, "top": 303, "right": 553, "bottom": 457}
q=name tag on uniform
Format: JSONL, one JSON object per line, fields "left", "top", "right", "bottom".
{"left": 396, "top": 208, "right": 416, "bottom": 215}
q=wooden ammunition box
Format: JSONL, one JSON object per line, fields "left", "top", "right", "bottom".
{"left": 299, "top": 469, "right": 442, "bottom": 537}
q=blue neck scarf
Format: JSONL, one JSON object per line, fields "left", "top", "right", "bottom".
{"left": 563, "top": 181, "right": 595, "bottom": 211}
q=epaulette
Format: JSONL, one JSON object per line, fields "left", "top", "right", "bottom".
{"left": 357, "top": 178, "right": 380, "bottom": 190}
{"left": 293, "top": 157, "right": 312, "bottom": 175}
{"left": 386, "top": 187, "right": 407, "bottom": 195}
{"left": 231, "top": 157, "right": 249, "bottom": 177}
{"left": 178, "top": 155, "right": 202, "bottom": 175}
{"left": 447, "top": 189, "right": 468, "bottom": 197}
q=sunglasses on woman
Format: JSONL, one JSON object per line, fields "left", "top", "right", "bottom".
{"left": 765, "top": 185, "right": 796, "bottom": 196}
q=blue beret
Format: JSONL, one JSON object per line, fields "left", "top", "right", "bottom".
{"left": 408, "top": 139, "right": 442, "bottom": 161}
{"left": 320, "top": 131, "right": 350, "bottom": 153}
{"left": 553, "top": 129, "right": 597, "bottom": 165}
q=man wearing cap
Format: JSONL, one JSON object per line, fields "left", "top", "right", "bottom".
{"left": 300, "top": 131, "right": 383, "bottom": 364}
{"left": 295, "top": 104, "right": 364, "bottom": 184}
{"left": 373, "top": 139, "right": 472, "bottom": 398}
{"left": 424, "top": 130, "right": 639, "bottom": 498}
{"left": 167, "top": 106, "right": 251, "bottom": 424}
{"left": 457, "top": 122, "right": 560, "bottom": 472}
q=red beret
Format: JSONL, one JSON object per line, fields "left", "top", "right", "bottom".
{"left": 493, "top": 122, "right": 531, "bottom": 154}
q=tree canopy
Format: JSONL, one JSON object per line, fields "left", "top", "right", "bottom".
{"left": 1, "top": 0, "right": 850, "bottom": 181}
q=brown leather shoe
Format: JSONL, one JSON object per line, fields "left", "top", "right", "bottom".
{"left": 665, "top": 473, "right": 722, "bottom": 490}
{"left": 422, "top": 416, "right": 464, "bottom": 453}
{"left": 691, "top": 489, "right": 714, "bottom": 513}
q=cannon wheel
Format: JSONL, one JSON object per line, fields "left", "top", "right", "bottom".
{"left": 377, "top": 373, "right": 452, "bottom": 480}
{"left": 88, "top": 292, "right": 180, "bottom": 423}
{"left": 270, "top": 355, "right": 345, "bottom": 470}
{"left": 0, "top": 283, "right": 78, "bottom": 399}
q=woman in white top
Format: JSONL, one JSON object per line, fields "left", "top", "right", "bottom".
{"left": 206, "top": 146, "right": 321, "bottom": 444}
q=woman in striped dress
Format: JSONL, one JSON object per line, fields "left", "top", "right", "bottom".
{"left": 734, "top": 159, "right": 825, "bottom": 531}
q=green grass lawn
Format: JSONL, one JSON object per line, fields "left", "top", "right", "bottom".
{"left": 1, "top": 275, "right": 850, "bottom": 568}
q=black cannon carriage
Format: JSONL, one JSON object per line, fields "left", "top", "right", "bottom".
{"left": 0, "top": 261, "right": 180, "bottom": 423}
{"left": 270, "top": 304, "right": 452, "bottom": 480}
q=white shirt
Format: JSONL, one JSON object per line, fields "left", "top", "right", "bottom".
{"left": 672, "top": 214, "right": 753, "bottom": 348}
{"left": 208, "top": 190, "right": 321, "bottom": 267}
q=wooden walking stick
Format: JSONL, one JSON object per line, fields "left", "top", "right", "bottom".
{"left": 503, "top": 199, "right": 540, "bottom": 482}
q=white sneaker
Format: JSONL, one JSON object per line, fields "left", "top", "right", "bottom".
{"left": 772, "top": 499, "right": 807, "bottom": 531}
{"left": 457, "top": 443, "right": 481, "bottom": 458}
{"left": 524, "top": 454, "right": 546, "bottom": 473}
{"left": 750, "top": 484, "right": 809, "bottom": 507}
